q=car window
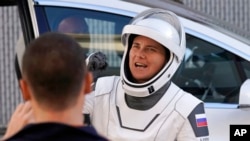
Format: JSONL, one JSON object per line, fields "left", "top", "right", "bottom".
{"left": 34, "top": 6, "right": 250, "bottom": 104}
{"left": 172, "top": 34, "right": 250, "bottom": 104}
{"left": 36, "top": 6, "right": 131, "bottom": 76}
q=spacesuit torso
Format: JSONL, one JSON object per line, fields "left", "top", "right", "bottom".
{"left": 84, "top": 76, "right": 209, "bottom": 141}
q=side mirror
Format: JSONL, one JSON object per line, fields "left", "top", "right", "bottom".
{"left": 238, "top": 79, "right": 250, "bottom": 108}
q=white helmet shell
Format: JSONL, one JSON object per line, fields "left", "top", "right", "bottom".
{"left": 121, "top": 8, "right": 186, "bottom": 97}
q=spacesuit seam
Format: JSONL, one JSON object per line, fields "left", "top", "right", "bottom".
{"left": 107, "top": 76, "right": 120, "bottom": 136}
{"left": 154, "top": 88, "right": 183, "bottom": 141}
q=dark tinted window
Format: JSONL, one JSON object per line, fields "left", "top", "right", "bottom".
{"left": 37, "top": 6, "right": 131, "bottom": 76}
{"left": 172, "top": 34, "right": 250, "bottom": 104}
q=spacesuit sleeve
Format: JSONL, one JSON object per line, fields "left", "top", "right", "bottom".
{"left": 82, "top": 91, "right": 95, "bottom": 125}
{"left": 83, "top": 91, "right": 95, "bottom": 114}
{"left": 177, "top": 103, "right": 209, "bottom": 141}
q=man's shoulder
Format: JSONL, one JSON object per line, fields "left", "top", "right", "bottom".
{"left": 4, "top": 123, "right": 108, "bottom": 141}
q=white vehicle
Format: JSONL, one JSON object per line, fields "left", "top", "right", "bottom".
{"left": 8, "top": 0, "right": 250, "bottom": 140}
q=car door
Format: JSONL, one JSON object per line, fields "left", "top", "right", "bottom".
{"left": 172, "top": 16, "right": 250, "bottom": 141}
{"left": 15, "top": 0, "right": 38, "bottom": 81}
{"left": 172, "top": 32, "right": 250, "bottom": 141}
{"left": 15, "top": 0, "right": 148, "bottom": 81}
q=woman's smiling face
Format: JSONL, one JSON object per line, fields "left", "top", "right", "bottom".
{"left": 129, "top": 35, "right": 167, "bottom": 83}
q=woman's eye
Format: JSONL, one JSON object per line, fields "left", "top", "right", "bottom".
{"left": 147, "top": 47, "right": 156, "bottom": 52}
{"left": 132, "top": 45, "right": 139, "bottom": 49}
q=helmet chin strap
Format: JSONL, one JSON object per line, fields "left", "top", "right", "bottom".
{"left": 122, "top": 80, "right": 164, "bottom": 97}
{"left": 125, "top": 81, "right": 171, "bottom": 110}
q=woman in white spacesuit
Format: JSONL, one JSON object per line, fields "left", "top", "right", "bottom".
{"left": 84, "top": 8, "right": 209, "bottom": 141}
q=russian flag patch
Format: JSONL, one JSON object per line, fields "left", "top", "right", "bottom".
{"left": 195, "top": 114, "right": 207, "bottom": 127}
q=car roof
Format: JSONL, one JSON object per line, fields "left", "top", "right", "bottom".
{"left": 5, "top": 0, "right": 249, "bottom": 45}
{"left": 29, "top": 0, "right": 250, "bottom": 61}
{"left": 16, "top": 0, "right": 247, "bottom": 61}
{"left": 35, "top": 0, "right": 250, "bottom": 47}
{"left": 123, "top": 0, "right": 250, "bottom": 46}
{"left": 36, "top": 0, "right": 149, "bottom": 16}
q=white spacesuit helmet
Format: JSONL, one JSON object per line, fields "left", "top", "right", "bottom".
{"left": 120, "top": 8, "right": 186, "bottom": 97}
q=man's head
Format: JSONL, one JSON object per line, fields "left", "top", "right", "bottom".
{"left": 57, "top": 16, "right": 89, "bottom": 34}
{"left": 57, "top": 16, "right": 90, "bottom": 55}
{"left": 120, "top": 8, "right": 185, "bottom": 97}
{"left": 20, "top": 32, "right": 92, "bottom": 111}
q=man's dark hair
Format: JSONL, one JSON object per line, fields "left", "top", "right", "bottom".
{"left": 22, "top": 32, "right": 86, "bottom": 110}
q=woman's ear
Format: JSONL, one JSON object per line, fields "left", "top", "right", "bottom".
{"left": 83, "top": 71, "right": 93, "bottom": 94}
{"left": 19, "top": 79, "right": 31, "bottom": 101}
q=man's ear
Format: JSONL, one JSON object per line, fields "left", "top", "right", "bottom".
{"left": 19, "top": 79, "right": 31, "bottom": 101}
{"left": 83, "top": 71, "right": 93, "bottom": 94}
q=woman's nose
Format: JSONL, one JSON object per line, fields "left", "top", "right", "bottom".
{"left": 135, "top": 49, "right": 146, "bottom": 59}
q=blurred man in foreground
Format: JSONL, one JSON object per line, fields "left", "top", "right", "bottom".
{"left": 1, "top": 32, "right": 108, "bottom": 141}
